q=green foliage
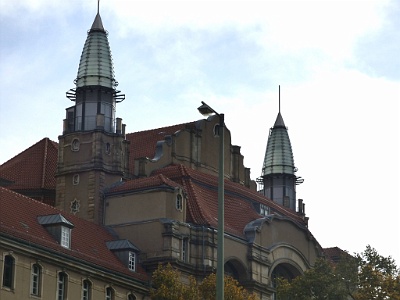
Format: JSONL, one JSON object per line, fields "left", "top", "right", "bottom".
{"left": 353, "top": 245, "right": 400, "bottom": 300}
{"left": 277, "top": 258, "right": 349, "bottom": 300}
{"left": 150, "top": 263, "right": 259, "bottom": 300}
{"left": 277, "top": 245, "right": 400, "bottom": 300}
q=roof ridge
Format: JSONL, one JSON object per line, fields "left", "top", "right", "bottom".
{"left": 126, "top": 121, "right": 197, "bottom": 135}
{"left": 187, "top": 178, "right": 210, "bottom": 225}
{"left": 0, "top": 137, "right": 53, "bottom": 166}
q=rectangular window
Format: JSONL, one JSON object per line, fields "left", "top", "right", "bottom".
{"left": 61, "top": 226, "right": 70, "bottom": 248}
{"left": 2, "top": 255, "right": 14, "bottom": 288}
{"left": 31, "top": 264, "right": 41, "bottom": 296}
{"left": 128, "top": 252, "right": 136, "bottom": 271}
{"left": 260, "top": 204, "right": 269, "bottom": 216}
{"left": 182, "top": 238, "right": 189, "bottom": 262}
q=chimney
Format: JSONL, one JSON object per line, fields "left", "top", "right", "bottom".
{"left": 116, "top": 118, "right": 122, "bottom": 134}
{"left": 298, "top": 199, "right": 303, "bottom": 214}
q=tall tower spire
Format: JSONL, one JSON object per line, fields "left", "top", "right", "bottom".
{"left": 260, "top": 86, "right": 303, "bottom": 211}
{"left": 56, "top": 7, "right": 129, "bottom": 224}
{"left": 65, "top": 5, "right": 125, "bottom": 133}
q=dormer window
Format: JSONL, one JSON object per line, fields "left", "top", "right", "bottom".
{"left": 106, "top": 240, "right": 139, "bottom": 272}
{"left": 38, "top": 214, "right": 74, "bottom": 249}
{"left": 128, "top": 252, "right": 136, "bottom": 271}
{"left": 259, "top": 204, "right": 270, "bottom": 217}
{"left": 60, "top": 226, "right": 71, "bottom": 248}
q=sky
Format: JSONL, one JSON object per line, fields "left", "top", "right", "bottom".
{"left": 0, "top": 0, "right": 399, "bottom": 264}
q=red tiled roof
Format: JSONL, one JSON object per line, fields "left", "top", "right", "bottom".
{"left": 109, "top": 164, "right": 307, "bottom": 238}
{"left": 126, "top": 122, "right": 197, "bottom": 175}
{"left": 0, "top": 187, "right": 149, "bottom": 282}
{"left": 0, "top": 122, "right": 197, "bottom": 191}
{"left": 0, "top": 138, "right": 58, "bottom": 190}
{"left": 323, "top": 246, "right": 350, "bottom": 263}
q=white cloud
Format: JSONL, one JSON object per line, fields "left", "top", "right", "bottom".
{"left": 0, "top": 0, "right": 399, "bottom": 263}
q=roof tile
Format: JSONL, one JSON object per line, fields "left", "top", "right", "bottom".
{"left": 0, "top": 138, "right": 58, "bottom": 190}
{"left": 0, "top": 187, "right": 148, "bottom": 281}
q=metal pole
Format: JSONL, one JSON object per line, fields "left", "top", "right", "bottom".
{"left": 216, "top": 113, "right": 225, "bottom": 300}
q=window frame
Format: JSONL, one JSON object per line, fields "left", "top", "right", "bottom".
{"left": 57, "top": 272, "right": 68, "bottom": 300}
{"left": 2, "top": 254, "right": 15, "bottom": 289}
{"left": 127, "top": 293, "right": 136, "bottom": 300}
{"left": 60, "top": 226, "right": 71, "bottom": 249}
{"left": 82, "top": 279, "right": 92, "bottom": 300}
{"left": 181, "top": 238, "right": 189, "bottom": 262}
{"left": 105, "top": 286, "right": 114, "bottom": 300}
{"left": 31, "top": 263, "right": 42, "bottom": 296}
{"left": 128, "top": 251, "right": 136, "bottom": 272}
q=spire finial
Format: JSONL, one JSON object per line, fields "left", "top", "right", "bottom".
{"left": 97, "top": 0, "right": 100, "bottom": 14}
{"left": 279, "top": 85, "right": 281, "bottom": 114}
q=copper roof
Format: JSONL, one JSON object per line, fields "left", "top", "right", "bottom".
{"left": 262, "top": 112, "right": 296, "bottom": 176}
{"left": 75, "top": 13, "right": 116, "bottom": 89}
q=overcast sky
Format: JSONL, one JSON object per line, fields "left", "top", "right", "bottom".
{"left": 1, "top": 0, "right": 399, "bottom": 264}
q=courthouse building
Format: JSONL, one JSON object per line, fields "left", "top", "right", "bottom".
{"left": 1, "top": 10, "right": 324, "bottom": 300}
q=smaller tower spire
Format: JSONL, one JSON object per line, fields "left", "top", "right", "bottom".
{"left": 259, "top": 86, "right": 302, "bottom": 211}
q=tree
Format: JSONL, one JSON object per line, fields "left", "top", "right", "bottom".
{"left": 277, "top": 245, "right": 400, "bottom": 300}
{"left": 353, "top": 245, "right": 400, "bottom": 300}
{"left": 150, "top": 263, "right": 258, "bottom": 300}
{"left": 277, "top": 258, "right": 349, "bottom": 300}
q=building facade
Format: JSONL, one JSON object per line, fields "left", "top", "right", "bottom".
{"left": 1, "top": 10, "right": 325, "bottom": 300}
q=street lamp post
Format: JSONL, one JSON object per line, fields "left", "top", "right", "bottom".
{"left": 198, "top": 101, "right": 224, "bottom": 300}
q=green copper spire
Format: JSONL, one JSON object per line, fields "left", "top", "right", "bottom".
{"left": 65, "top": 7, "right": 124, "bottom": 133}
{"left": 262, "top": 112, "right": 295, "bottom": 176}
{"left": 74, "top": 12, "right": 117, "bottom": 89}
{"left": 260, "top": 87, "right": 302, "bottom": 211}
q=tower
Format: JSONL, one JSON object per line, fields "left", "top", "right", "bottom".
{"left": 260, "top": 87, "right": 303, "bottom": 210}
{"left": 55, "top": 9, "right": 129, "bottom": 224}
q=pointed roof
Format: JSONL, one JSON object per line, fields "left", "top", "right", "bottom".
{"left": 74, "top": 13, "right": 116, "bottom": 89}
{"left": 274, "top": 112, "right": 286, "bottom": 128}
{"left": 262, "top": 112, "right": 295, "bottom": 176}
{"left": 90, "top": 13, "right": 105, "bottom": 32}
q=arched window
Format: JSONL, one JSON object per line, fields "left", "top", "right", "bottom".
{"left": 271, "top": 263, "right": 301, "bottom": 288}
{"left": 82, "top": 279, "right": 92, "bottom": 300}
{"left": 31, "top": 263, "right": 42, "bottom": 296}
{"left": 105, "top": 287, "right": 114, "bottom": 300}
{"left": 176, "top": 194, "right": 183, "bottom": 211}
{"left": 57, "top": 272, "right": 68, "bottom": 300}
{"left": 128, "top": 293, "right": 137, "bottom": 300}
{"left": 2, "top": 255, "right": 15, "bottom": 289}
